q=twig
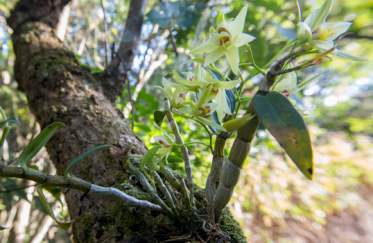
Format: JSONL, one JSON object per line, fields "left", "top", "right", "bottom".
{"left": 100, "top": 0, "right": 109, "bottom": 69}
{"left": 168, "top": 28, "right": 178, "bottom": 57}
{"left": 109, "top": 0, "right": 147, "bottom": 70}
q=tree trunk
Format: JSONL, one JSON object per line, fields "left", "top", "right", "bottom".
{"left": 6, "top": 0, "right": 246, "bottom": 242}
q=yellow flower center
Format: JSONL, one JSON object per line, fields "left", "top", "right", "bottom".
{"left": 218, "top": 27, "right": 231, "bottom": 35}
{"left": 217, "top": 27, "right": 231, "bottom": 46}
{"left": 219, "top": 36, "right": 231, "bottom": 46}
{"left": 199, "top": 105, "right": 212, "bottom": 118}
{"left": 313, "top": 27, "right": 334, "bottom": 40}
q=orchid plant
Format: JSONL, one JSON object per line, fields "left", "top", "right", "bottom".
{"left": 139, "top": 0, "right": 367, "bottom": 223}
{"left": 0, "top": 0, "right": 368, "bottom": 235}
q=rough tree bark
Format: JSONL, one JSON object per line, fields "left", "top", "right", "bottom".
{"left": 6, "top": 0, "right": 246, "bottom": 242}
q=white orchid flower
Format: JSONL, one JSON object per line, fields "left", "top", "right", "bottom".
{"left": 209, "top": 79, "right": 239, "bottom": 122}
{"left": 297, "top": 0, "right": 367, "bottom": 61}
{"left": 153, "top": 122, "right": 175, "bottom": 167}
{"left": 173, "top": 64, "right": 239, "bottom": 121}
{"left": 162, "top": 78, "right": 189, "bottom": 109}
{"left": 178, "top": 85, "right": 226, "bottom": 131}
{"left": 271, "top": 63, "right": 322, "bottom": 97}
{"left": 190, "top": 5, "right": 256, "bottom": 75}
{"left": 172, "top": 64, "right": 210, "bottom": 92}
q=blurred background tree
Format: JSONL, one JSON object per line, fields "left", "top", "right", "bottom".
{"left": 0, "top": 0, "right": 372, "bottom": 242}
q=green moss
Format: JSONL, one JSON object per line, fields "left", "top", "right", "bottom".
{"left": 73, "top": 212, "right": 95, "bottom": 243}
{"left": 220, "top": 208, "right": 247, "bottom": 243}
{"left": 73, "top": 154, "right": 246, "bottom": 242}
{"left": 106, "top": 201, "right": 156, "bottom": 238}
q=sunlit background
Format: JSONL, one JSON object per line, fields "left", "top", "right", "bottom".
{"left": 0, "top": 0, "right": 372, "bottom": 242}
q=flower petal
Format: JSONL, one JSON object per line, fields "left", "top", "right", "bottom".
{"left": 312, "top": 0, "right": 334, "bottom": 29}
{"left": 304, "top": 0, "right": 317, "bottom": 27}
{"left": 317, "top": 22, "right": 351, "bottom": 41}
{"left": 215, "top": 79, "right": 240, "bottom": 90}
{"left": 225, "top": 46, "right": 239, "bottom": 75}
{"left": 335, "top": 50, "right": 368, "bottom": 61}
{"left": 297, "top": 73, "right": 322, "bottom": 92}
{"left": 234, "top": 33, "right": 256, "bottom": 47}
{"left": 190, "top": 39, "right": 219, "bottom": 55}
{"left": 297, "top": 22, "right": 313, "bottom": 41}
{"left": 309, "top": 39, "right": 334, "bottom": 51}
{"left": 204, "top": 47, "right": 225, "bottom": 67}
{"left": 177, "top": 107, "right": 194, "bottom": 115}
{"left": 155, "top": 135, "right": 171, "bottom": 146}
{"left": 229, "top": 4, "right": 248, "bottom": 37}
{"left": 196, "top": 84, "right": 213, "bottom": 109}
{"left": 217, "top": 88, "right": 232, "bottom": 115}
{"left": 196, "top": 117, "right": 227, "bottom": 132}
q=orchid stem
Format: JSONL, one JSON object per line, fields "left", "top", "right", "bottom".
{"left": 209, "top": 63, "right": 225, "bottom": 78}
{"left": 171, "top": 110, "right": 213, "bottom": 153}
{"left": 234, "top": 68, "right": 247, "bottom": 118}
{"left": 245, "top": 44, "right": 266, "bottom": 75}
{"left": 141, "top": 167, "right": 156, "bottom": 190}
{"left": 244, "top": 38, "right": 298, "bottom": 82}
{"left": 262, "top": 38, "right": 298, "bottom": 69}
{"left": 164, "top": 98, "right": 195, "bottom": 209}
{"left": 175, "top": 141, "right": 211, "bottom": 148}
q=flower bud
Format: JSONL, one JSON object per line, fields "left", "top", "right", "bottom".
{"left": 223, "top": 114, "right": 254, "bottom": 132}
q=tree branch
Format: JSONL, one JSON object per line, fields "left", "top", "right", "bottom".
{"left": 108, "top": 0, "right": 147, "bottom": 73}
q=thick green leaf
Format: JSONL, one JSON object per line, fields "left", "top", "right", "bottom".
{"left": 154, "top": 110, "right": 166, "bottom": 128}
{"left": 33, "top": 195, "right": 49, "bottom": 215}
{"left": 64, "top": 144, "right": 113, "bottom": 178}
{"left": 0, "top": 116, "right": 20, "bottom": 128}
{"left": 18, "top": 122, "right": 65, "bottom": 169}
{"left": 167, "top": 155, "right": 184, "bottom": 163}
{"left": 36, "top": 186, "right": 73, "bottom": 230}
{"left": 141, "top": 146, "right": 161, "bottom": 171}
{"left": 0, "top": 107, "right": 7, "bottom": 120}
{"left": 252, "top": 91, "right": 313, "bottom": 180}
{"left": 0, "top": 126, "right": 11, "bottom": 157}
{"left": 44, "top": 187, "right": 62, "bottom": 204}
{"left": 27, "top": 165, "right": 39, "bottom": 171}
